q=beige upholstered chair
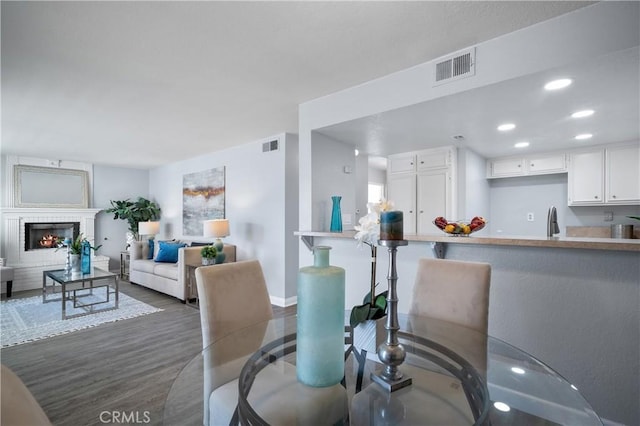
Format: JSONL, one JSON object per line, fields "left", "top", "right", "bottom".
{"left": 196, "top": 260, "right": 274, "bottom": 425}
{"left": 1, "top": 364, "right": 52, "bottom": 426}
{"left": 410, "top": 258, "right": 491, "bottom": 333}
{"left": 196, "top": 259, "right": 273, "bottom": 349}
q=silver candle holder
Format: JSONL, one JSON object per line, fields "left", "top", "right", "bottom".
{"left": 371, "top": 239, "right": 412, "bottom": 392}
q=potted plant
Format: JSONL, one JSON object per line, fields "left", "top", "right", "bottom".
{"left": 57, "top": 233, "right": 102, "bottom": 272}
{"left": 350, "top": 200, "right": 394, "bottom": 353}
{"left": 105, "top": 197, "right": 161, "bottom": 244}
{"left": 200, "top": 245, "right": 218, "bottom": 266}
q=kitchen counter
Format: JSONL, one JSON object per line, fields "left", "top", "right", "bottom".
{"left": 295, "top": 230, "right": 640, "bottom": 252}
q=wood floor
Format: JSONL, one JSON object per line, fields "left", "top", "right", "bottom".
{"left": 1, "top": 280, "right": 296, "bottom": 426}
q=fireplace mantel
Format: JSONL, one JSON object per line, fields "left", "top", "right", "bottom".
{"left": 1, "top": 207, "right": 109, "bottom": 292}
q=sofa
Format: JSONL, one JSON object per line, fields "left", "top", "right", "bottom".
{"left": 129, "top": 240, "right": 236, "bottom": 301}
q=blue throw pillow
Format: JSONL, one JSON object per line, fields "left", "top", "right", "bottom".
{"left": 155, "top": 241, "right": 186, "bottom": 263}
{"left": 147, "top": 239, "right": 155, "bottom": 259}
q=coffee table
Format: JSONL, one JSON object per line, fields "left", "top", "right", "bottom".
{"left": 42, "top": 268, "right": 119, "bottom": 320}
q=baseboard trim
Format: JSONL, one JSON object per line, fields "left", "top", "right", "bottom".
{"left": 269, "top": 295, "right": 297, "bottom": 307}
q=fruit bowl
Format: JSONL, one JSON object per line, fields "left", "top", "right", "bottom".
{"left": 433, "top": 217, "right": 487, "bottom": 236}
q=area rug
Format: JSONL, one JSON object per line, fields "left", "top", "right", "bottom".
{"left": 1, "top": 290, "right": 163, "bottom": 348}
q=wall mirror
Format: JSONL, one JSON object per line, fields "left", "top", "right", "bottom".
{"left": 14, "top": 165, "right": 89, "bottom": 208}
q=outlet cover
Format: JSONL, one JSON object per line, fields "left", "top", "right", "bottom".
{"left": 527, "top": 212, "right": 534, "bottom": 222}
{"left": 604, "top": 211, "right": 614, "bottom": 222}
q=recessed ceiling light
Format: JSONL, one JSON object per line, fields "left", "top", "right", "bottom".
{"left": 514, "top": 142, "right": 529, "bottom": 148}
{"left": 511, "top": 367, "right": 526, "bottom": 374}
{"left": 354, "top": 149, "right": 359, "bottom": 156}
{"left": 575, "top": 133, "right": 593, "bottom": 140}
{"left": 544, "top": 78, "right": 572, "bottom": 90}
{"left": 493, "top": 402, "right": 511, "bottom": 412}
{"left": 497, "top": 123, "right": 516, "bottom": 131}
{"left": 571, "top": 109, "right": 594, "bottom": 118}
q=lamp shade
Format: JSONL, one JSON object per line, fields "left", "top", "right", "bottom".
{"left": 203, "top": 219, "right": 230, "bottom": 238}
{"left": 138, "top": 221, "right": 160, "bottom": 236}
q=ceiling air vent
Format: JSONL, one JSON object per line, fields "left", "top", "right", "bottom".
{"left": 433, "top": 47, "right": 476, "bottom": 86}
{"left": 262, "top": 140, "right": 279, "bottom": 152}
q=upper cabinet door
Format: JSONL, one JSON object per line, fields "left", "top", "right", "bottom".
{"left": 527, "top": 154, "right": 566, "bottom": 175}
{"left": 417, "top": 148, "right": 450, "bottom": 171}
{"left": 489, "top": 158, "right": 525, "bottom": 178}
{"left": 606, "top": 144, "right": 640, "bottom": 204}
{"left": 388, "top": 155, "right": 416, "bottom": 174}
{"left": 568, "top": 149, "right": 604, "bottom": 205}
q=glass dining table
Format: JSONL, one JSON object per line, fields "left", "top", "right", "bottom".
{"left": 164, "top": 314, "right": 601, "bottom": 426}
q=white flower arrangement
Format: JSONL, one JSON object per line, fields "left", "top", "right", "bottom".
{"left": 351, "top": 199, "right": 394, "bottom": 328}
{"left": 354, "top": 199, "right": 395, "bottom": 248}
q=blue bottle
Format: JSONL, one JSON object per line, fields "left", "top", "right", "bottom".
{"left": 297, "top": 246, "right": 345, "bottom": 387}
{"left": 330, "top": 196, "right": 343, "bottom": 232}
{"left": 81, "top": 240, "right": 91, "bottom": 274}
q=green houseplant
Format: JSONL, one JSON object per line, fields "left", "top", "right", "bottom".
{"left": 200, "top": 245, "right": 218, "bottom": 265}
{"left": 57, "top": 233, "right": 102, "bottom": 255}
{"left": 105, "top": 197, "right": 161, "bottom": 240}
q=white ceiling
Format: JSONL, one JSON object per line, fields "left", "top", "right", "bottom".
{"left": 1, "top": 1, "right": 601, "bottom": 169}
{"left": 318, "top": 46, "right": 640, "bottom": 161}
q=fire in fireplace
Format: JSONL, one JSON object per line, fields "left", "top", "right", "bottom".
{"left": 25, "top": 222, "right": 80, "bottom": 251}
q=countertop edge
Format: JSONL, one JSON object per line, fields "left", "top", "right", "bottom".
{"left": 294, "top": 231, "right": 640, "bottom": 252}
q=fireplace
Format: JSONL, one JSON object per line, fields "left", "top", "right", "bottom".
{"left": 24, "top": 222, "right": 80, "bottom": 251}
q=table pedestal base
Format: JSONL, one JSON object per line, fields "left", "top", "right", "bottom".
{"left": 371, "top": 370, "right": 413, "bottom": 392}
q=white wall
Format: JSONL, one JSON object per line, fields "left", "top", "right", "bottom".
{"left": 93, "top": 165, "right": 151, "bottom": 268}
{"left": 311, "top": 132, "right": 357, "bottom": 231}
{"left": 489, "top": 173, "right": 640, "bottom": 236}
{"left": 457, "top": 148, "right": 491, "bottom": 222}
{"left": 149, "top": 133, "right": 298, "bottom": 305}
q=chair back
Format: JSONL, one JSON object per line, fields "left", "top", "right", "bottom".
{"left": 410, "top": 258, "right": 491, "bottom": 334}
{"left": 196, "top": 259, "right": 274, "bottom": 349}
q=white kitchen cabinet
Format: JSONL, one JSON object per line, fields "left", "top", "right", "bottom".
{"left": 388, "top": 155, "right": 416, "bottom": 174}
{"left": 417, "top": 147, "right": 451, "bottom": 171}
{"left": 606, "top": 144, "right": 640, "bottom": 203}
{"left": 527, "top": 154, "right": 566, "bottom": 174}
{"left": 417, "top": 169, "right": 451, "bottom": 234}
{"left": 387, "top": 174, "right": 416, "bottom": 235}
{"left": 568, "top": 143, "right": 639, "bottom": 206}
{"left": 488, "top": 158, "right": 525, "bottom": 178}
{"left": 487, "top": 153, "right": 566, "bottom": 178}
{"left": 568, "top": 149, "right": 604, "bottom": 205}
{"left": 388, "top": 146, "right": 456, "bottom": 234}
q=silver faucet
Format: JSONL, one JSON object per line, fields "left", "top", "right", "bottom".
{"left": 547, "top": 206, "right": 560, "bottom": 237}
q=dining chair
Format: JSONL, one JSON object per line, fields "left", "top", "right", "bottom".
{"left": 409, "top": 258, "right": 491, "bottom": 333}
{"left": 196, "top": 260, "right": 275, "bottom": 425}
{"left": 1, "top": 364, "right": 52, "bottom": 426}
{"left": 196, "top": 259, "right": 273, "bottom": 349}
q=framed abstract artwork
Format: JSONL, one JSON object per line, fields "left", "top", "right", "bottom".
{"left": 182, "top": 167, "right": 225, "bottom": 236}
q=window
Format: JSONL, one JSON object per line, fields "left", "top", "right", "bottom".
{"left": 368, "top": 183, "right": 385, "bottom": 205}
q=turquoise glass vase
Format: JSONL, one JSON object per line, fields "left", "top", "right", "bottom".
{"left": 81, "top": 240, "right": 91, "bottom": 274}
{"left": 297, "top": 246, "right": 345, "bottom": 387}
{"left": 330, "top": 196, "right": 342, "bottom": 232}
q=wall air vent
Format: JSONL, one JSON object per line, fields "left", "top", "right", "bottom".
{"left": 433, "top": 47, "right": 476, "bottom": 86}
{"left": 262, "top": 140, "right": 279, "bottom": 152}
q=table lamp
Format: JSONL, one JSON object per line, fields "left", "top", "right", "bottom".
{"left": 203, "top": 219, "right": 229, "bottom": 263}
{"left": 138, "top": 221, "right": 160, "bottom": 240}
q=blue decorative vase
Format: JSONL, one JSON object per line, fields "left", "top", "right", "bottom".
{"left": 81, "top": 240, "right": 91, "bottom": 274}
{"left": 297, "top": 246, "right": 345, "bottom": 387}
{"left": 330, "top": 196, "right": 343, "bottom": 232}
